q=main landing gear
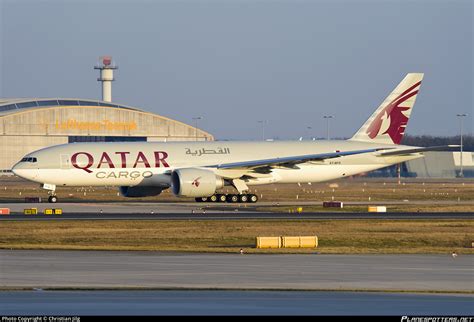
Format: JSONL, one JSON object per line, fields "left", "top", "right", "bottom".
{"left": 195, "top": 193, "right": 258, "bottom": 203}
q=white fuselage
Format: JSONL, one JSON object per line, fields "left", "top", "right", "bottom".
{"left": 12, "top": 140, "right": 422, "bottom": 189}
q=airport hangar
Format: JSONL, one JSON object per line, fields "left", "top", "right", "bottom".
{"left": 0, "top": 98, "right": 214, "bottom": 173}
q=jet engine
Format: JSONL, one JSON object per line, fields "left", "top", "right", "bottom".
{"left": 171, "top": 168, "right": 224, "bottom": 197}
{"left": 119, "top": 186, "right": 164, "bottom": 198}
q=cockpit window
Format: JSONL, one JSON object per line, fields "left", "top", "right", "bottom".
{"left": 21, "top": 157, "right": 37, "bottom": 163}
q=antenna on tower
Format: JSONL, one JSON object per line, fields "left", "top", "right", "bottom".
{"left": 94, "top": 56, "right": 118, "bottom": 102}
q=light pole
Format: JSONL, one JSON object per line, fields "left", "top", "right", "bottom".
{"left": 307, "top": 126, "right": 312, "bottom": 140}
{"left": 192, "top": 116, "right": 202, "bottom": 141}
{"left": 323, "top": 115, "right": 333, "bottom": 140}
{"left": 258, "top": 120, "right": 267, "bottom": 141}
{"left": 457, "top": 114, "right": 467, "bottom": 177}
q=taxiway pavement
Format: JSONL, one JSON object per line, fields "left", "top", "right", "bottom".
{"left": 1, "top": 250, "right": 472, "bottom": 292}
{"left": 1, "top": 202, "right": 472, "bottom": 220}
{"left": 2, "top": 290, "right": 473, "bottom": 315}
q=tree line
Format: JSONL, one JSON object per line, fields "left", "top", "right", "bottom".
{"left": 401, "top": 135, "right": 473, "bottom": 151}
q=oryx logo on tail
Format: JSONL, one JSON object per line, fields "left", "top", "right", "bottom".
{"left": 366, "top": 81, "right": 421, "bottom": 144}
{"left": 351, "top": 73, "right": 424, "bottom": 145}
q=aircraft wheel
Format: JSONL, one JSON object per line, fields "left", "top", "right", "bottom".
{"left": 227, "top": 194, "right": 239, "bottom": 203}
{"left": 217, "top": 194, "right": 227, "bottom": 202}
{"left": 239, "top": 194, "right": 249, "bottom": 203}
{"left": 209, "top": 195, "right": 218, "bottom": 202}
{"left": 48, "top": 196, "right": 58, "bottom": 203}
{"left": 249, "top": 194, "right": 258, "bottom": 203}
{"left": 195, "top": 197, "right": 208, "bottom": 202}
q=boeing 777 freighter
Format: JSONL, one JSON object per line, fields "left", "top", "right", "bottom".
{"left": 12, "top": 73, "right": 456, "bottom": 203}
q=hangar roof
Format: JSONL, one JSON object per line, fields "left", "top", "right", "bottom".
{"left": 0, "top": 98, "right": 141, "bottom": 116}
{"left": 0, "top": 97, "right": 215, "bottom": 141}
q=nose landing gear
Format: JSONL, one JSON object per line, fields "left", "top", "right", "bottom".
{"left": 48, "top": 195, "right": 58, "bottom": 203}
{"left": 41, "top": 184, "right": 58, "bottom": 203}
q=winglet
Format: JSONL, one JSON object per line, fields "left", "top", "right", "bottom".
{"left": 351, "top": 73, "right": 424, "bottom": 145}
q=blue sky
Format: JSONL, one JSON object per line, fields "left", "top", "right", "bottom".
{"left": 1, "top": 0, "right": 472, "bottom": 140}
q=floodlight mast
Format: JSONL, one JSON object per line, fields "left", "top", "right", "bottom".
{"left": 457, "top": 113, "right": 467, "bottom": 177}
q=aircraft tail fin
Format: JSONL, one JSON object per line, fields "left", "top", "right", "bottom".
{"left": 350, "top": 73, "right": 424, "bottom": 145}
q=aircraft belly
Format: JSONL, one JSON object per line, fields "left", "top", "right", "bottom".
{"left": 271, "top": 164, "right": 385, "bottom": 183}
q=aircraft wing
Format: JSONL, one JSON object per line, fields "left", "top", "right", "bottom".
{"left": 209, "top": 148, "right": 379, "bottom": 171}
{"left": 376, "top": 145, "right": 459, "bottom": 157}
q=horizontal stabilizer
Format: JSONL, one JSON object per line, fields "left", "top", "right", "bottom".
{"left": 377, "top": 145, "right": 459, "bottom": 157}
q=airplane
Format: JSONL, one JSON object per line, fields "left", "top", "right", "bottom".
{"left": 12, "top": 73, "right": 457, "bottom": 203}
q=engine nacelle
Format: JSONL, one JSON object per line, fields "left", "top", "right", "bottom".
{"left": 119, "top": 186, "right": 164, "bottom": 198}
{"left": 171, "top": 168, "right": 224, "bottom": 197}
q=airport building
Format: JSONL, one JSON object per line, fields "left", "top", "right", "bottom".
{"left": 0, "top": 98, "right": 213, "bottom": 173}
{"left": 405, "top": 151, "right": 474, "bottom": 178}
{"left": 0, "top": 56, "right": 213, "bottom": 173}
{"left": 368, "top": 151, "right": 474, "bottom": 178}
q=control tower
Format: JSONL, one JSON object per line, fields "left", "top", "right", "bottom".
{"left": 94, "top": 56, "right": 118, "bottom": 102}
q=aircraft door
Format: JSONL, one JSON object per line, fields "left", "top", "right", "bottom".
{"left": 60, "top": 154, "right": 71, "bottom": 169}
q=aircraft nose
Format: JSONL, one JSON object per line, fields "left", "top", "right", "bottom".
{"left": 12, "top": 163, "right": 39, "bottom": 180}
{"left": 11, "top": 162, "right": 22, "bottom": 176}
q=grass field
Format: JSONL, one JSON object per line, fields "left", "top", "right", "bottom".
{"left": 1, "top": 219, "right": 473, "bottom": 254}
{"left": 1, "top": 177, "right": 472, "bottom": 254}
